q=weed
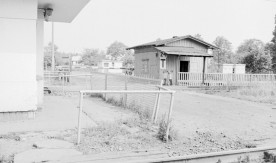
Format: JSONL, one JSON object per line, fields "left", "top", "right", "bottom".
{"left": 90, "top": 93, "right": 103, "bottom": 99}
{"left": 106, "top": 97, "right": 124, "bottom": 107}
{"left": 0, "top": 155, "right": 14, "bottom": 163}
{"left": 157, "top": 114, "right": 178, "bottom": 142}
{"left": 126, "top": 101, "right": 151, "bottom": 120}
{"left": 263, "top": 151, "right": 275, "bottom": 162}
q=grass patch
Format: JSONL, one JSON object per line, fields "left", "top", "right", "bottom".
{"left": 195, "top": 83, "right": 276, "bottom": 104}
{"left": 126, "top": 101, "right": 151, "bottom": 120}
{"left": 236, "top": 84, "right": 276, "bottom": 103}
{"left": 77, "top": 118, "right": 162, "bottom": 154}
{"left": 106, "top": 96, "right": 124, "bottom": 107}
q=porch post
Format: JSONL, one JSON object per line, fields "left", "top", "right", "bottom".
{"left": 202, "top": 57, "right": 206, "bottom": 85}
{"left": 176, "top": 55, "right": 180, "bottom": 85}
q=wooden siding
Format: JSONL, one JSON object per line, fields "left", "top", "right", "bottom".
{"left": 135, "top": 47, "right": 157, "bottom": 54}
{"left": 166, "top": 38, "right": 208, "bottom": 53}
{"left": 165, "top": 55, "right": 178, "bottom": 84}
{"left": 134, "top": 47, "right": 160, "bottom": 79}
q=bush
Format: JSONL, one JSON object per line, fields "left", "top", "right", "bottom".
{"left": 157, "top": 114, "right": 178, "bottom": 142}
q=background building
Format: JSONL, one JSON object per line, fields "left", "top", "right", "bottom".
{"left": 127, "top": 35, "right": 218, "bottom": 84}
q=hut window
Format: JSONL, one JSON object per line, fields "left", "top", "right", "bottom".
{"left": 142, "top": 59, "right": 149, "bottom": 73}
{"left": 104, "top": 63, "right": 109, "bottom": 67}
{"left": 160, "top": 59, "right": 166, "bottom": 69}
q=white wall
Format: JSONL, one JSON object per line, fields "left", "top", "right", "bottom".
{"left": 180, "top": 56, "right": 208, "bottom": 73}
{"left": 98, "top": 60, "right": 123, "bottom": 69}
{"left": 0, "top": 0, "right": 38, "bottom": 112}
{"left": 223, "top": 64, "right": 246, "bottom": 74}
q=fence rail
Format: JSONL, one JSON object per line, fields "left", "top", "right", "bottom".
{"left": 178, "top": 72, "right": 276, "bottom": 87}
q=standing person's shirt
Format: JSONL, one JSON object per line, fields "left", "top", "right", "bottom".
{"left": 163, "top": 71, "right": 168, "bottom": 79}
{"left": 169, "top": 72, "right": 173, "bottom": 79}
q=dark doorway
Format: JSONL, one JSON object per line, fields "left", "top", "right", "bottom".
{"left": 180, "top": 61, "right": 189, "bottom": 72}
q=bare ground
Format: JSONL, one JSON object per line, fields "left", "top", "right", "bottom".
{"left": 1, "top": 89, "right": 276, "bottom": 162}
{"left": 158, "top": 89, "right": 276, "bottom": 147}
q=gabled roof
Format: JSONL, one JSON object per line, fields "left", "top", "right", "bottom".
{"left": 127, "top": 35, "right": 218, "bottom": 50}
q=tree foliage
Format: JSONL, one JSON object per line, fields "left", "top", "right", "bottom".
{"left": 121, "top": 50, "right": 134, "bottom": 67}
{"left": 81, "top": 48, "right": 105, "bottom": 66}
{"left": 107, "top": 41, "right": 134, "bottom": 66}
{"left": 236, "top": 39, "right": 271, "bottom": 73}
{"left": 107, "top": 41, "right": 132, "bottom": 60}
{"left": 193, "top": 34, "right": 204, "bottom": 40}
{"left": 209, "top": 36, "right": 233, "bottom": 72}
{"left": 270, "top": 15, "right": 276, "bottom": 73}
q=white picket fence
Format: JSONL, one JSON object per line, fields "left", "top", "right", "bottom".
{"left": 177, "top": 72, "right": 276, "bottom": 87}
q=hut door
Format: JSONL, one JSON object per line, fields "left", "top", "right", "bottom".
{"left": 180, "top": 61, "right": 189, "bottom": 72}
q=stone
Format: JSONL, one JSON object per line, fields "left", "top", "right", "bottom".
{"left": 33, "top": 139, "right": 75, "bottom": 149}
{"left": 14, "top": 149, "right": 82, "bottom": 163}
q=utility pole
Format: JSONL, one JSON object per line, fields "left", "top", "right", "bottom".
{"left": 51, "top": 22, "right": 55, "bottom": 72}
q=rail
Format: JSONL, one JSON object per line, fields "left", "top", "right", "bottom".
{"left": 141, "top": 146, "right": 276, "bottom": 163}
{"left": 77, "top": 89, "right": 175, "bottom": 145}
{"left": 178, "top": 72, "right": 276, "bottom": 87}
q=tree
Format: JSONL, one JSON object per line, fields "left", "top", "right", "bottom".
{"left": 44, "top": 42, "right": 58, "bottom": 68}
{"left": 209, "top": 36, "right": 233, "bottom": 72}
{"left": 193, "top": 34, "right": 204, "bottom": 40}
{"left": 236, "top": 39, "right": 271, "bottom": 73}
{"left": 107, "top": 41, "right": 132, "bottom": 60}
{"left": 81, "top": 48, "right": 105, "bottom": 66}
{"left": 121, "top": 50, "right": 134, "bottom": 67}
{"left": 270, "top": 14, "right": 276, "bottom": 73}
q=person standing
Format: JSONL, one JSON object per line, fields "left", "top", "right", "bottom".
{"left": 169, "top": 70, "right": 173, "bottom": 85}
{"left": 162, "top": 70, "right": 168, "bottom": 85}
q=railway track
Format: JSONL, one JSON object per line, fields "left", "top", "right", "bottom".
{"left": 142, "top": 146, "right": 276, "bottom": 163}
{"left": 52, "top": 146, "right": 276, "bottom": 163}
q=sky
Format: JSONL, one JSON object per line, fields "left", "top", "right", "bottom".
{"left": 44, "top": 0, "right": 276, "bottom": 53}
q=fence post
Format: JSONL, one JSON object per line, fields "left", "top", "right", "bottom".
{"left": 124, "top": 75, "right": 128, "bottom": 108}
{"left": 165, "top": 92, "right": 175, "bottom": 142}
{"left": 62, "top": 73, "right": 65, "bottom": 95}
{"left": 104, "top": 73, "right": 107, "bottom": 100}
{"left": 153, "top": 87, "right": 161, "bottom": 123}
{"left": 77, "top": 92, "right": 84, "bottom": 145}
{"left": 90, "top": 74, "right": 93, "bottom": 90}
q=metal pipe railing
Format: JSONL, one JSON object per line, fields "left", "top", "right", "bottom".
{"left": 77, "top": 89, "right": 175, "bottom": 145}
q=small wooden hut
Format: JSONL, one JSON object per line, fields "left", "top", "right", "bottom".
{"left": 127, "top": 35, "right": 219, "bottom": 84}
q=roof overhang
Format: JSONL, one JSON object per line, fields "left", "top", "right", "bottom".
{"left": 155, "top": 47, "right": 213, "bottom": 57}
{"left": 38, "top": 0, "right": 90, "bottom": 23}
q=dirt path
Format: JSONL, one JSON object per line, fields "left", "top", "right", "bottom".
{"left": 158, "top": 90, "right": 276, "bottom": 146}
{"left": 81, "top": 97, "right": 135, "bottom": 123}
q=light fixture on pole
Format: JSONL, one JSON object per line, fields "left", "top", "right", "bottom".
{"left": 43, "top": 8, "right": 53, "bottom": 22}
